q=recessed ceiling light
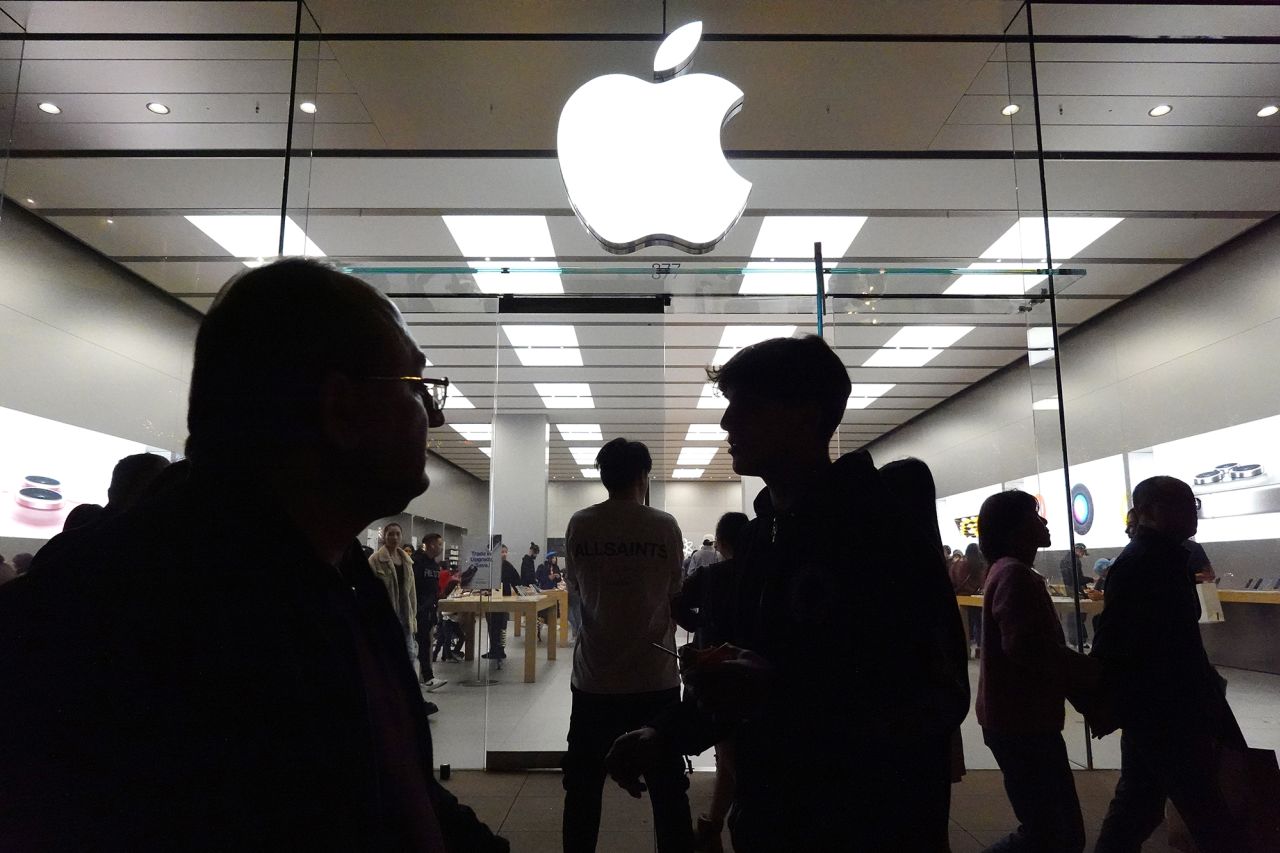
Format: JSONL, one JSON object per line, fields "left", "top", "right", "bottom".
{"left": 945, "top": 216, "right": 1123, "bottom": 295}
{"left": 1258, "top": 105, "right": 1279, "bottom": 118}
{"left": 862, "top": 326, "right": 974, "bottom": 368}
{"left": 580, "top": 468, "right": 601, "bottom": 479}
{"left": 569, "top": 446, "right": 601, "bottom": 466}
{"left": 478, "top": 447, "right": 493, "bottom": 457}
{"left": 185, "top": 215, "right": 325, "bottom": 268}
{"left": 672, "top": 468, "right": 705, "bottom": 479}
{"left": 1027, "top": 327, "right": 1056, "bottom": 365}
{"left": 685, "top": 424, "right": 727, "bottom": 441}
{"left": 712, "top": 325, "right": 798, "bottom": 366}
{"left": 444, "top": 215, "right": 563, "bottom": 294}
{"left": 24, "top": 198, "right": 34, "bottom": 204}
{"left": 1148, "top": 104, "right": 1172, "bottom": 117}
{"left": 444, "top": 387, "right": 475, "bottom": 410}
{"left": 299, "top": 101, "right": 317, "bottom": 114}
{"left": 1032, "top": 396, "right": 1060, "bottom": 411}
{"left": 1001, "top": 103, "right": 1020, "bottom": 116}
{"left": 146, "top": 102, "right": 170, "bottom": 115}
{"left": 557, "top": 424, "right": 603, "bottom": 441}
{"left": 740, "top": 216, "right": 868, "bottom": 295}
{"left": 846, "top": 383, "right": 896, "bottom": 409}
{"left": 37, "top": 102, "right": 60, "bottom": 115}
{"left": 697, "top": 383, "right": 728, "bottom": 409}
{"left": 677, "top": 447, "right": 717, "bottom": 467}
{"left": 502, "top": 324, "right": 583, "bottom": 366}
{"left": 450, "top": 423, "right": 492, "bottom": 442}
{"left": 535, "top": 382, "right": 594, "bottom": 409}
{"left": 106, "top": 218, "right": 114, "bottom": 224}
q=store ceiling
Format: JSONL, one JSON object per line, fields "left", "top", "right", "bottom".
{"left": 0, "top": 1, "right": 1277, "bottom": 481}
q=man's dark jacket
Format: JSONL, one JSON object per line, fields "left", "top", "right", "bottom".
{"left": 1090, "top": 527, "right": 1227, "bottom": 732}
{"left": 0, "top": 466, "right": 506, "bottom": 852}
{"left": 657, "top": 450, "right": 969, "bottom": 851}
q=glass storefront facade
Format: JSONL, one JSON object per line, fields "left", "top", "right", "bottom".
{"left": 1, "top": 2, "right": 1277, "bottom": 775}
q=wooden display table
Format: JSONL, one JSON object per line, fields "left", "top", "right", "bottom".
{"left": 438, "top": 592, "right": 560, "bottom": 683}
{"left": 957, "top": 594, "right": 1104, "bottom": 615}
{"left": 510, "top": 587, "right": 571, "bottom": 647}
{"left": 1218, "top": 589, "right": 1280, "bottom": 605}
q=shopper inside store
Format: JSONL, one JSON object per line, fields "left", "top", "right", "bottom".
{"left": 1, "top": 3, "right": 1279, "bottom": 852}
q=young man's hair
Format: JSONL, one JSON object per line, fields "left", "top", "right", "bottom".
{"left": 186, "top": 258, "right": 403, "bottom": 464}
{"left": 1131, "top": 475, "right": 1193, "bottom": 522}
{"left": 106, "top": 453, "right": 170, "bottom": 509}
{"left": 383, "top": 522, "right": 402, "bottom": 533}
{"left": 422, "top": 532, "right": 443, "bottom": 546}
{"left": 714, "top": 511, "right": 750, "bottom": 556}
{"left": 595, "top": 437, "right": 652, "bottom": 495}
{"left": 706, "top": 335, "right": 851, "bottom": 439}
{"left": 977, "top": 489, "right": 1039, "bottom": 564}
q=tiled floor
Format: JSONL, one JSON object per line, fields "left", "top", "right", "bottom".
{"left": 439, "top": 768, "right": 1181, "bottom": 852}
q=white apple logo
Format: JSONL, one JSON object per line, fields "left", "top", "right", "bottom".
{"left": 557, "top": 21, "right": 752, "bottom": 255}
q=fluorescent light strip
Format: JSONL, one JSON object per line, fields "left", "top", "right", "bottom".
{"left": 185, "top": 215, "right": 325, "bottom": 268}
{"left": 677, "top": 447, "right": 717, "bottom": 467}
{"left": 478, "top": 447, "right": 493, "bottom": 457}
{"left": 444, "top": 386, "right": 475, "bottom": 410}
{"left": 672, "top": 468, "right": 705, "bottom": 479}
{"left": 861, "top": 326, "right": 974, "bottom": 368}
{"left": 443, "top": 215, "right": 563, "bottom": 294}
{"left": 685, "top": 424, "right": 727, "bottom": 441}
{"left": 1027, "top": 327, "right": 1055, "bottom": 366}
{"left": 697, "top": 383, "right": 728, "bottom": 409}
{"left": 846, "top": 383, "right": 896, "bottom": 409}
{"left": 557, "top": 423, "right": 603, "bottom": 441}
{"left": 580, "top": 468, "right": 601, "bottom": 478}
{"left": 945, "top": 217, "right": 1123, "bottom": 295}
{"left": 1032, "top": 396, "right": 1060, "bottom": 411}
{"left": 739, "top": 216, "right": 868, "bottom": 295}
{"left": 569, "top": 446, "right": 601, "bottom": 466}
{"left": 536, "top": 382, "right": 594, "bottom": 409}
{"left": 712, "top": 325, "right": 797, "bottom": 366}
{"left": 503, "top": 325, "right": 582, "bottom": 367}
{"left": 449, "top": 423, "right": 492, "bottom": 442}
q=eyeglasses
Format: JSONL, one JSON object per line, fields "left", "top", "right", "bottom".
{"left": 367, "top": 375, "right": 449, "bottom": 427}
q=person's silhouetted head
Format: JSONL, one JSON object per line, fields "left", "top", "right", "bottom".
{"left": 978, "top": 490, "right": 1050, "bottom": 566}
{"left": 422, "top": 532, "right": 443, "bottom": 559}
{"left": 62, "top": 503, "right": 105, "bottom": 532}
{"left": 1131, "top": 476, "right": 1198, "bottom": 541}
{"left": 964, "top": 542, "right": 985, "bottom": 569}
{"left": 186, "top": 259, "right": 437, "bottom": 523}
{"left": 107, "top": 453, "right": 171, "bottom": 511}
{"left": 596, "top": 437, "right": 651, "bottom": 500}
{"left": 528, "top": 542, "right": 540, "bottom": 556}
{"left": 12, "top": 553, "right": 34, "bottom": 576}
{"left": 709, "top": 335, "right": 851, "bottom": 479}
{"left": 714, "top": 511, "right": 750, "bottom": 560}
{"left": 1073, "top": 542, "right": 1088, "bottom": 556}
{"left": 879, "top": 456, "right": 944, "bottom": 557}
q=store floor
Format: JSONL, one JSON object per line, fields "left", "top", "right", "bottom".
{"left": 424, "top": 626, "right": 1280, "bottom": 774}
{"left": 438, "top": 768, "right": 1182, "bottom": 852}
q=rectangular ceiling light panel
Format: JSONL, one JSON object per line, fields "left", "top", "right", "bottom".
{"left": 846, "top": 383, "right": 896, "bottom": 409}
{"left": 443, "top": 215, "right": 563, "bottom": 294}
{"left": 672, "top": 468, "right": 705, "bottom": 479}
{"left": 696, "top": 383, "right": 728, "bottom": 409}
{"left": 580, "top": 467, "right": 601, "bottom": 478}
{"left": 478, "top": 447, "right": 493, "bottom": 457}
{"left": 677, "top": 447, "right": 718, "bottom": 467}
{"left": 945, "top": 216, "right": 1123, "bottom": 295}
{"left": 444, "top": 386, "right": 476, "bottom": 409}
{"left": 712, "top": 325, "right": 798, "bottom": 367}
{"left": 569, "top": 446, "right": 601, "bottom": 466}
{"left": 740, "top": 216, "right": 868, "bottom": 295}
{"left": 557, "top": 423, "right": 603, "bottom": 441}
{"left": 450, "top": 423, "right": 492, "bottom": 442}
{"left": 1032, "top": 396, "right": 1060, "bottom": 411}
{"left": 536, "top": 382, "right": 595, "bottom": 409}
{"left": 685, "top": 424, "right": 727, "bottom": 441}
{"left": 502, "top": 324, "right": 583, "bottom": 366}
{"left": 185, "top": 215, "right": 324, "bottom": 268}
{"left": 861, "top": 326, "right": 974, "bottom": 368}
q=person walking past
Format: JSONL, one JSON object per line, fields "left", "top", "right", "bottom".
{"left": 949, "top": 542, "right": 987, "bottom": 657}
{"left": 521, "top": 542, "right": 540, "bottom": 586}
{"left": 683, "top": 538, "right": 719, "bottom": 582}
{"left": 563, "top": 438, "right": 693, "bottom": 853}
{"left": 1092, "top": 477, "right": 1247, "bottom": 853}
{"left": 369, "top": 522, "right": 419, "bottom": 679}
{"left": 976, "top": 490, "right": 1088, "bottom": 853}
{"left": 414, "top": 533, "right": 446, "bottom": 690}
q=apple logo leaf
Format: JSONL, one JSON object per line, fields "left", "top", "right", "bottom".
{"left": 653, "top": 21, "right": 702, "bottom": 81}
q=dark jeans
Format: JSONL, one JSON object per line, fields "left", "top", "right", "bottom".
{"left": 416, "top": 604, "right": 436, "bottom": 679}
{"left": 1094, "top": 728, "right": 1246, "bottom": 853}
{"left": 486, "top": 612, "right": 508, "bottom": 657}
{"left": 1061, "top": 611, "right": 1088, "bottom": 647}
{"left": 982, "top": 729, "right": 1085, "bottom": 853}
{"left": 968, "top": 608, "right": 983, "bottom": 647}
{"left": 562, "top": 686, "right": 692, "bottom": 853}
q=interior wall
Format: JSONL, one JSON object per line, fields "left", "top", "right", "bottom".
{"left": 402, "top": 452, "right": 489, "bottom": 538}
{"left": 868, "top": 216, "right": 1280, "bottom": 586}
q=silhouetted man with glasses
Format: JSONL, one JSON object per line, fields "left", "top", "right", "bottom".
{"left": 0, "top": 259, "right": 505, "bottom": 852}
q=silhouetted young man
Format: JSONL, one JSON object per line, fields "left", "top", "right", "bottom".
{"left": 0, "top": 259, "right": 506, "bottom": 852}
{"left": 1092, "top": 477, "right": 1245, "bottom": 853}
{"left": 606, "top": 335, "right": 968, "bottom": 852}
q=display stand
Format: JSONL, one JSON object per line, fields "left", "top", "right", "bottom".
{"left": 459, "top": 589, "right": 498, "bottom": 687}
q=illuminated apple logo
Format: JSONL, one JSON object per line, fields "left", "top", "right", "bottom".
{"left": 557, "top": 21, "right": 752, "bottom": 255}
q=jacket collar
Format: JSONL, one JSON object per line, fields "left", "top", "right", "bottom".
{"left": 751, "top": 448, "right": 879, "bottom": 522}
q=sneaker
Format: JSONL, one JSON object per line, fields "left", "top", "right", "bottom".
{"left": 423, "top": 701, "right": 439, "bottom": 716}
{"left": 425, "top": 678, "right": 447, "bottom": 692}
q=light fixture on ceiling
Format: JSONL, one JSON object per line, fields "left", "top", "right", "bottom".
{"left": 536, "top": 382, "right": 595, "bottom": 409}
{"left": 146, "top": 102, "right": 170, "bottom": 115}
{"left": 712, "top": 325, "right": 798, "bottom": 366}
{"left": 1027, "top": 327, "right": 1056, "bottom": 366}
{"left": 106, "top": 218, "right": 114, "bottom": 224}
{"left": 696, "top": 383, "right": 728, "bottom": 409}
{"left": 672, "top": 468, "right": 705, "bottom": 479}
{"left": 580, "top": 468, "right": 601, "bottom": 478}
{"left": 557, "top": 423, "right": 603, "bottom": 441}
{"left": 862, "top": 326, "right": 974, "bottom": 368}
{"left": 944, "top": 216, "right": 1123, "bottom": 296}
{"left": 299, "top": 101, "right": 317, "bottom": 114}
{"left": 1001, "top": 104, "right": 1020, "bottom": 116}
{"left": 739, "top": 216, "right": 868, "bottom": 295}
{"left": 685, "top": 424, "right": 727, "bottom": 441}
{"left": 1032, "top": 396, "right": 1060, "bottom": 411}
{"left": 1258, "top": 105, "right": 1279, "bottom": 118}
{"left": 846, "top": 383, "right": 896, "bottom": 409}
{"left": 24, "top": 198, "right": 34, "bottom": 204}
{"left": 569, "top": 446, "right": 602, "bottom": 466}
{"left": 449, "top": 423, "right": 492, "bottom": 442}
{"left": 478, "top": 447, "right": 493, "bottom": 457}
{"left": 502, "top": 324, "right": 583, "bottom": 366}
{"left": 443, "top": 215, "right": 563, "bottom": 294}
{"left": 185, "top": 215, "right": 326, "bottom": 268}
{"left": 444, "top": 387, "right": 475, "bottom": 410}
{"left": 37, "top": 102, "right": 61, "bottom": 115}
{"left": 1148, "top": 104, "right": 1172, "bottom": 117}
{"left": 677, "top": 447, "right": 717, "bottom": 467}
